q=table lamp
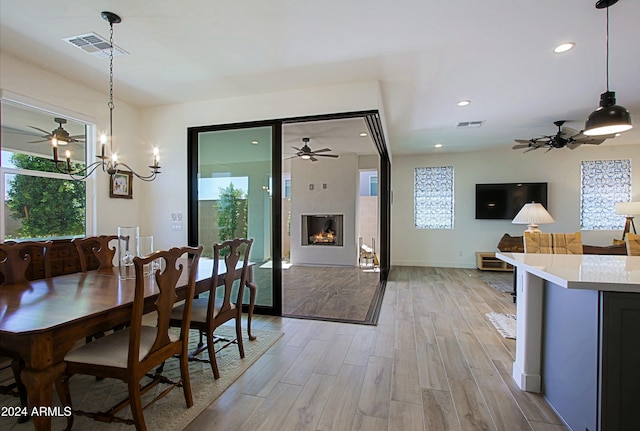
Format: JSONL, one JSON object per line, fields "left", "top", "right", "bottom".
{"left": 615, "top": 201, "right": 640, "bottom": 240}
{"left": 512, "top": 202, "right": 555, "bottom": 233}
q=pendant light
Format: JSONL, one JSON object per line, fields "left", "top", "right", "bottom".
{"left": 584, "top": 0, "right": 632, "bottom": 136}
{"left": 52, "top": 11, "right": 161, "bottom": 181}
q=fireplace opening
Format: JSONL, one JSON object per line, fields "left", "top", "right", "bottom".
{"left": 301, "top": 214, "right": 343, "bottom": 246}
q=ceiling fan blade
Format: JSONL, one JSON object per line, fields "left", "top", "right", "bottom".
{"left": 314, "top": 154, "right": 339, "bottom": 158}
{"left": 310, "top": 156, "right": 318, "bottom": 162}
{"left": 523, "top": 146, "right": 539, "bottom": 153}
{"left": 28, "top": 139, "right": 50, "bottom": 144}
{"left": 291, "top": 146, "right": 302, "bottom": 152}
{"left": 514, "top": 139, "right": 534, "bottom": 144}
{"left": 312, "top": 148, "right": 333, "bottom": 153}
{"left": 512, "top": 144, "right": 531, "bottom": 150}
{"left": 29, "top": 126, "right": 51, "bottom": 136}
{"left": 566, "top": 142, "right": 582, "bottom": 150}
{"left": 561, "top": 126, "right": 580, "bottom": 137}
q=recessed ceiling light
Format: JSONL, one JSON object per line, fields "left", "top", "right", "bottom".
{"left": 359, "top": 132, "right": 368, "bottom": 137}
{"left": 434, "top": 143, "right": 443, "bottom": 148}
{"left": 553, "top": 42, "right": 575, "bottom": 53}
{"left": 250, "top": 140, "right": 259, "bottom": 145}
{"left": 457, "top": 100, "right": 471, "bottom": 107}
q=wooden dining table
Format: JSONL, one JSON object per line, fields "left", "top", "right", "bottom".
{"left": 0, "top": 257, "right": 256, "bottom": 431}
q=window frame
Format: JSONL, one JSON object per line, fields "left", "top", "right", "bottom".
{"left": 580, "top": 159, "right": 631, "bottom": 231}
{"left": 414, "top": 166, "right": 454, "bottom": 229}
{"left": 0, "top": 90, "right": 97, "bottom": 240}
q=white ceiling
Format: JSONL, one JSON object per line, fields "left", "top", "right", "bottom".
{"left": 1, "top": 0, "right": 639, "bottom": 156}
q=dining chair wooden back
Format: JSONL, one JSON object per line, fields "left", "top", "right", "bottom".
{"left": 72, "top": 235, "right": 118, "bottom": 271}
{"left": 170, "top": 238, "right": 253, "bottom": 379}
{"left": 56, "top": 245, "right": 203, "bottom": 431}
{"left": 626, "top": 233, "right": 640, "bottom": 256}
{"left": 0, "top": 240, "right": 52, "bottom": 285}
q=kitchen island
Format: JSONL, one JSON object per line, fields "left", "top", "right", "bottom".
{"left": 497, "top": 252, "right": 640, "bottom": 431}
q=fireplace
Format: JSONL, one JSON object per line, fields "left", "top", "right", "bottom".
{"left": 301, "top": 214, "right": 344, "bottom": 246}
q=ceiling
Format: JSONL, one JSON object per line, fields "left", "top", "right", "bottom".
{"left": 1, "top": 0, "right": 639, "bottom": 156}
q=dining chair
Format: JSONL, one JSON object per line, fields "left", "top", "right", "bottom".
{"left": 170, "top": 238, "right": 253, "bottom": 379}
{"left": 0, "top": 240, "right": 53, "bottom": 421}
{"left": 72, "top": 235, "right": 119, "bottom": 271}
{"left": 55, "top": 245, "right": 203, "bottom": 431}
{"left": 625, "top": 233, "right": 640, "bottom": 256}
{"left": 0, "top": 355, "right": 29, "bottom": 423}
{"left": 0, "top": 240, "right": 53, "bottom": 284}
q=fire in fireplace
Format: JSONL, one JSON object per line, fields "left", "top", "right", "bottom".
{"left": 301, "top": 214, "right": 344, "bottom": 246}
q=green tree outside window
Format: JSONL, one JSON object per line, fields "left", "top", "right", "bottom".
{"left": 5, "top": 154, "right": 85, "bottom": 238}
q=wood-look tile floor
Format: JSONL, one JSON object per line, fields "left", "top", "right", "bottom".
{"left": 184, "top": 266, "right": 568, "bottom": 431}
{"left": 282, "top": 265, "right": 382, "bottom": 323}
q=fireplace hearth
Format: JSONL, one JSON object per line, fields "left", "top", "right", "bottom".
{"left": 301, "top": 214, "right": 344, "bottom": 246}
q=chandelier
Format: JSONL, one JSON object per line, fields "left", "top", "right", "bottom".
{"left": 52, "top": 11, "right": 161, "bottom": 181}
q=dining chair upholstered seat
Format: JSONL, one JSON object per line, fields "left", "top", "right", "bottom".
{"left": 625, "top": 233, "right": 640, "bottom": 256}
{"left": 56, "top": 245, "right": 203, "bottom": 431}
{"left": 169, "top": 238, "right": 253, "bottom": 379}
{"left": 523, "top": 232, "right": 583, "bottom": 254}
{"left": 72, "top": 235, "right": 118, "bottom": 271}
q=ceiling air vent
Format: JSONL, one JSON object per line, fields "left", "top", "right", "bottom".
{"left": 456, "top": 121, "right": 485, "bottom": 128}
{"left": 63, "top": 33, "right": 127, "bottom": 59}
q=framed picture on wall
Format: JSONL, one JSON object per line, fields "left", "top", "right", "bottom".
{"left": 110, "top": 170, "right": 133, "bottom": 199}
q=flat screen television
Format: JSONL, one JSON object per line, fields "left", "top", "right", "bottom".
{"left": 475, "top": 182, "right": 548, "bottom": 220}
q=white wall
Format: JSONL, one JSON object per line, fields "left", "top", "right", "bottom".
{"left": 1, "top": 53, "right": 385, "bottom": 250}
{"left": 140, "top": 81, "right": 384, "bottom": 251}
{"left": 391, "top": 143, "right": 640, "bottom": 268}
{"left": 290, "top": 154, "right": 358, "bottom": 266}
{"left": 0, "top": 53, "right": 146, "bottom": 236}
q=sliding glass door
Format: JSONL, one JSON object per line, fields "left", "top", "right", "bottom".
{"left": 188, "top": 123, "right": 278, "bottom": 314}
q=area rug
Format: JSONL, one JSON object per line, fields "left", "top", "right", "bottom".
{"left": 477, "top": 270, "right": 513, "bottom": 294}
{"left": 0, "top": 326, "right": 282, "bottom": 431}
{"left": 486, "top": 312, "right": 517, "bottom": 339}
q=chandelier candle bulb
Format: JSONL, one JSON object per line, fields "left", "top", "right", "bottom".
{"left": 65, "top": 150, "right": 72, "bottom": 172}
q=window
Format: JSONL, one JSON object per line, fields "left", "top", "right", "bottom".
{"left": 1, "top": 98, "right": 89, "bottom": 240}
{"left": 369, "top": 175, "right": 378, "bottom": 196}
{"left": 580, "top": 159, "right": 631, "bottom": 230}
{"left": 415, "top": 166, "right": 454, "bottom": 229}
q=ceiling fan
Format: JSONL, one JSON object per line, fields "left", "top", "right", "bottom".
{"left": 513, "top": 120, "right": 615, "bottom": 153}
{"left": 27, "top": 117, "right": 85, "bottom": 145}
{"left": 288, "top": 137, "right": 339, "bottom": 161}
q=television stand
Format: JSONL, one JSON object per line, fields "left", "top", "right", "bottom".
{"left": 475, "top": 252, "right": 513, "bottom": 272}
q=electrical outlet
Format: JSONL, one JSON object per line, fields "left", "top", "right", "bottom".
{"left": 171, "top": 212, "right": 183, "bottom": 231}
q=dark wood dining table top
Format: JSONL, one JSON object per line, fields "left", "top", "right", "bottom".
{"left": 0, "top": 257, "right": 254, "bottom": 431}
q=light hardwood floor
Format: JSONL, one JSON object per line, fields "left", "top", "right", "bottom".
{"left": 184, "top": 266, "right": 568, "bottom": 431}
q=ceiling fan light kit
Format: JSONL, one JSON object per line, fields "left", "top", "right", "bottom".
{"left": 584, "top": 0, "right": 633, "bottom": 136}
{"left": 288, "top": 137, "right": 339, "bottom": 162}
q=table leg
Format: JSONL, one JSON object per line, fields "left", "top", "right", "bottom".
{"left": 20, "top": 362, "right": 65, "bottom": 431}
{"left": 246, "top": 281, "right": 257, "bottom": 341}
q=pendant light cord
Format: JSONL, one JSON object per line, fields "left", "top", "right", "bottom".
{"left": 108, "top": 21, "right": 115, "bottom": 154}
{"left": 605, "top": 5, "right": 610, "bottom": 92}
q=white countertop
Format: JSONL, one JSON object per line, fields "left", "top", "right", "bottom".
{"left": 496, "top": 252, "right": 640, "bottom": 293}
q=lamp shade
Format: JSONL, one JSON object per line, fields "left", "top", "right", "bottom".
{"left": 584, "top": 92, "right": 633, "bottom": 136}
{"left": 512, "top": 202, "right": 555, "bottom": 233}
{"left": 615, "top": 201, "right": 640, "bottom": 216}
